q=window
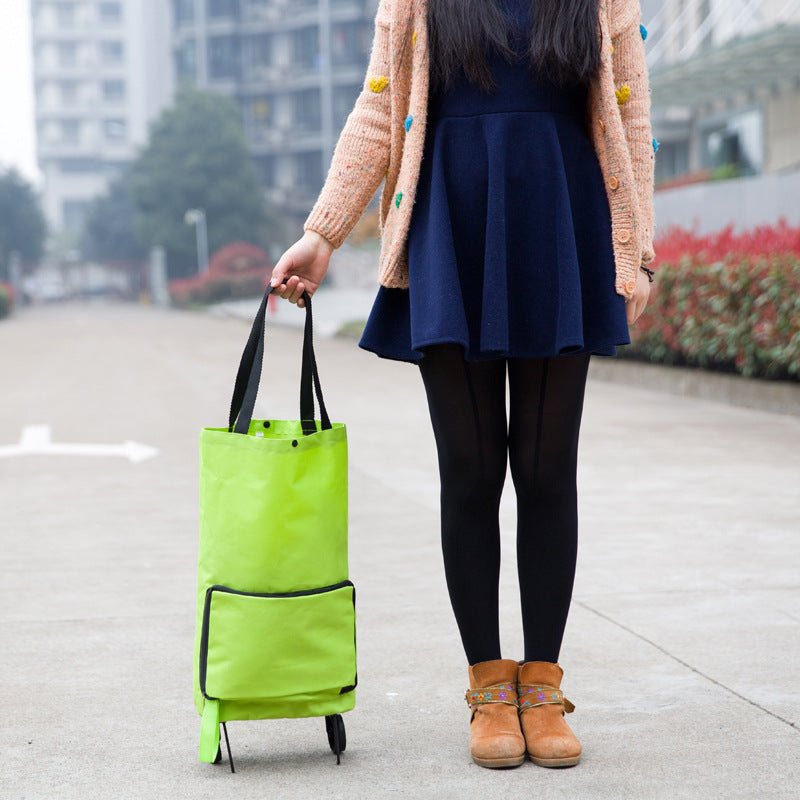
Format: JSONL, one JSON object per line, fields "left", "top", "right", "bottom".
{"left": 293, "top": 89, "right": 321, "bottom": 130}
{"left": 700, "top": 107, "right": 763, "bottom": 177}
{"left": 60, "top": 80, "right": 79, "bottom": 105}
{"left": 102, "top": 79, "right": 126, "bottom": 103}
{"left": 63, "top": 200, "right": 91, "bottom": 236}
{"left": 292, "top": 27, "right": 319, "bottom": 72}
{"left": 654, "top": 140, "right": 690, "bottom": 185}
{"left": 176, "top": 40, "right": 197, "bottom": 81}
{"left": 103, "top": 118, "right": 127, "bottom": 141}
{"left": 59, "top": 158, "right": 100, "bottom": 174}
{"left": 331, "top": 21, "right": 368, "bottom": 67}
{"left": 102, "top": 160, "right": 128, "bottom": 178}
{"left": 57, "top": 3, "right": 76, "bottom": 27}
{"left": 254, "top": 155, "right": 276, "bottom": 187}
{"left": 243, "top": 33, "right": 272, "bottom": 81}
{"left": 99, "top": 2, "right": 123, "bottom": 25}
{"left": 333, "top": 84, "right": 360, "bottom": 132}
{"left": 295, "top": 151, "right": 322, "bottom": 191}
{"left": 249, "top": 96, "right": 272, "bottom": 122}
{"left": 244, "top": 95, "right": 275, "bottom": 143}
{"left": 58, "top": 42, "right": 78, "bottom": 67}
{"left": 208, "top": 0, "right": 240, "bottom": 18}
{"left": 174, "top": 0, "right": 195, "bottom": 24}
{"left": 99, "top": 40, "right": 125, "bottom": 65}
{"left": 243, "top": 0, "right": 270, "bottom": 18}
{"left": 61, "top": 119, "right": 81, "bottom": 143}
{"left": 208, "top": 35, "right": 240, "bottom": 81}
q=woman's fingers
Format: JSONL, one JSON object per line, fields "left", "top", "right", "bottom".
{"left": 269, "top": 250, "right": 296, "bottom": 290}
{"left": 625, "top": 293, "right": 641, "bottom": 325}
{"left": 625, "top": 270, "right": 651, "bottom": 325}
{"left": 269, "top": 231, "right": 333, "bottom": 308}
{"left": 271, "top": 274, "right": 307, "bottom": 306}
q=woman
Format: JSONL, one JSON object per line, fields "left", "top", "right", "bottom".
{"left": 270, "top": 0, "right": 656, "bottom": 770}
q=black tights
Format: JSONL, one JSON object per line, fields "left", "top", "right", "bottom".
{"left": 418, "top": 344, "right": 591, "bottom": 666}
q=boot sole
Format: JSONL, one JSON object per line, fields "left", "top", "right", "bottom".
{"left": 529, "top": 754, "right": 581, "bottom": 768}
{"left": 471, "top": 754, "right": 526, "bottom": 769}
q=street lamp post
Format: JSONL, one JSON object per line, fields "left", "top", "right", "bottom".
{"left": 184, "top": 208, "right": 209, "bottom": 275}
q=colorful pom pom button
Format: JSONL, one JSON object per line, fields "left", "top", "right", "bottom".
{"left": 404, "top": 114, "right": 413, "bottom": 132}
{"left": 640, "top": 24, "right": 648, "bottom": 40}
{"left": 653, "top": 138, "right": 660, "bottom": 152}
{"left": 369, "top": 75, "right": 389, "bottom": 93}
{"left": 616, "top": 85, "right": 631, "bottom": 105}
{"left": 616, "top": 229, "right": 631, "bottom": 244}
{"left": 413, "top": 29, "right": 418, "bottom": 48}
{"left": 625, "top": 278, "right": 637, "bottom": 293}
{"left": 395, "top": 192, "right": 403, "bottom": 208}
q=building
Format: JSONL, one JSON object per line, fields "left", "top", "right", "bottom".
{"left": 31, "top": 0, "right": 173, "bottom": 237}
{"left": 643, "top": 0, "right": 800, "bottom": 186}
{"left": 172, "top": 0, "right": 378, "bottom": 218}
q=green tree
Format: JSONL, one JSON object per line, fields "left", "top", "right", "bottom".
{"left": 0, "top": 167, "right": 47, "bottom": 279}
{"left": 81, "top": 167, "right": 147, "bottom": 262}
{"left": 131, "top": 86, "right": 268, "bottom": 278}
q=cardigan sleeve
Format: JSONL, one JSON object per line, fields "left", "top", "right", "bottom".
{"left": 303, "top": 0, "right": 393, "bottom": 249}
{"left": 611, "top": 0, "right": 656, "bottom": 266}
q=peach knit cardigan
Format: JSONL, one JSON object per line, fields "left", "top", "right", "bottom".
{"left": 304, "top": 0, "right": 656, "bottom": 300}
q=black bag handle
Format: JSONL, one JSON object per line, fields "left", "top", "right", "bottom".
{"left": 228, "top": 286, "right": 331, "bottom": 435}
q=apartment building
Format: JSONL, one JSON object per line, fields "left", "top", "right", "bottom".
{"left": 31, "top": 0, "right": 173, "bottom": 236}
{"left": 172, "top": 0, "right": 378, "bottom": 216}
{"left": 643, "top": 0, "right": 800, "bottom": 185}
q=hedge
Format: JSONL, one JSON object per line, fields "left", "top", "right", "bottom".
{"left": 169, "top": 241, "right": 270, "bottom": 308}
{"left": 0, "top": 281, "right": 14, "bottom": 319}
{"left": 625, "top": 221, "right": 800, "bottom": 380}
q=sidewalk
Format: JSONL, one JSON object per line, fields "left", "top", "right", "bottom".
{"left": 210, "top": 287, "right": 377, "bottom": 338}
{"left": 213, "top": 286, "right": 800, "bottom": 416}
{"left": 0, "top": 301, "right": 798, "bottom": 800}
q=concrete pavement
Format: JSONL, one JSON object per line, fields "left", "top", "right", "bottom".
{"left": 0, "top": 300, "right": 798, "bottom": 800}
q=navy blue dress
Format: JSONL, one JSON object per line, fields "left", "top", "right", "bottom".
{"left": 359, "top": 0, "right": 631, "bottom": 363}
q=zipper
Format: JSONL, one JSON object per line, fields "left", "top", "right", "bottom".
{"left": 199, "top": 580, "right": 356, "bottom": 699}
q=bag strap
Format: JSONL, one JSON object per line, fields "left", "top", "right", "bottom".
{"left": 228, "top": 286, "right": 332, "bottom": 435}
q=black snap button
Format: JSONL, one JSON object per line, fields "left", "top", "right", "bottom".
{"left": 263, "top": 421, "right": 270, "bottom": 428}
{"left": 292, "top": 440, "right": 298, "bottom": 447}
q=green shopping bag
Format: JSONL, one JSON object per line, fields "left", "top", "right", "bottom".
{"left": 193, "top": 288, "right": 355, "bottom": 770}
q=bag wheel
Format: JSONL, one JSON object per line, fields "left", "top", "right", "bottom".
{"left": 325, "top": 714, "right": 346, "bottom": 762}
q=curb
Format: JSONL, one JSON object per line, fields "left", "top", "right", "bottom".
{"left": 589, "top": 356, "right": 800, "bottom": 417}
{"left": 211, "top": 302, "right": 800, "bottom": 417}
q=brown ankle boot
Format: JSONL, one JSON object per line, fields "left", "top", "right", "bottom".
{"left": 517, "top": 661, "right": 581, "bottom": 767}
{"left": 465, "top": 659, "right": 526, "bottom": 768}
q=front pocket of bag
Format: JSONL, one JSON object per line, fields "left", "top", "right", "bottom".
{"left": 199, "top": 581, "right": 356, "bottom": 702}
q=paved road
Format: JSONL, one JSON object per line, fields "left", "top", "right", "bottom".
{"left": 1, "top": 301, "right": 798, "bottom": 800}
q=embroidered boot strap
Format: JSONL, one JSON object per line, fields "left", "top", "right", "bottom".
{"left": 518, "top": 684, "right": 576, "bottom": 713}
{"left": 464, "top": 682, "right": 519, "bottom": 713}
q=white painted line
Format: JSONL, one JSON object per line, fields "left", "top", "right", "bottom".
{"left": 0, "top": 425, "right": 159, "bottom": 463}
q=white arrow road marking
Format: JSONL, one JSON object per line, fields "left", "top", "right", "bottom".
{"left": 0, "top": 425, "right": 159, "bottom": 464}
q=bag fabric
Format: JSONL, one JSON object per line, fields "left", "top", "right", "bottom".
{"left": 192, "top": 288, "right": 355, "bottom": 763}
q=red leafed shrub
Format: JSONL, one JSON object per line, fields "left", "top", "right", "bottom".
{"left": 0, "top": 281, "right": 14, "bottom": 319}
{"left": 625, "top": 220, "right": 800, "bottom": 380}
{"left": 652, "top": 218, "right": 800, "bottom": 266}
{"left": 206, "top": 241, "right": 271, "bottom": 276}
{"left": 169, "top": 242, "right": 271, "bottom": 307}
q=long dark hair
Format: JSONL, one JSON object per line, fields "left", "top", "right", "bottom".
{"left": 428, "top": 0, "right": 602, "bottom": 93}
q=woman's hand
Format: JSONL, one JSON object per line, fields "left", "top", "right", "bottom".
{"left": 269, "top": 230, "right": 335, "bottom": 308}
{"left": 625, "top": 267, "right": 651, "bottom": 325}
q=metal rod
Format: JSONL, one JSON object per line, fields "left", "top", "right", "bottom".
{"left": 222, "top": 721, "right": 235, "bottom": 773}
